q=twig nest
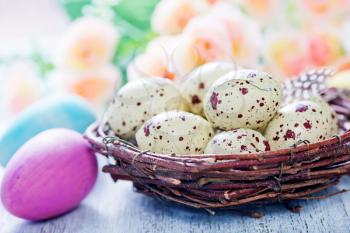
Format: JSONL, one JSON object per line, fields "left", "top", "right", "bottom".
{"left": 107, "top": 78, "right": 188, "bottom": 139}
{"left": 203, "top": 69, "right": 283, "bottom": 130}
{"left": 205, "top": 129, "right": 270, "bottom": 154}
{"left": 181, "top": 62, "right": 238, "bottom": 115}
{"left": 264, "top": 100, "right": 334, "bottom": 150}
{"left": 136, "top": 111, "right": 214, "bottom": 155}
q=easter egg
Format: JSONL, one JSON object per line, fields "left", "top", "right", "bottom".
{"left": 0, "top": 129, "right": 98, "bottom": 221}
{"left": 264, "top": 100, "right": 333, "bottom": 150}
{"left": 136, "top": 111, "right": 213, "bottom": 155}
{"left": 107, "top": 77, "right": 188, "bottom": 140}
{"left": 205, "top": 129, "right": 270, "bottom": 155}
{"left": 0, "top": 95, "right": 96, "bottom": 166}
{"left": 203, "top": 69, "right": 283, "bottom": 131}
{"left": 181, "top": 62, "right": 237, "bottom": 115}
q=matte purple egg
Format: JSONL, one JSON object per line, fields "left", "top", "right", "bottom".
{"left": 0, "top": 128, "right": 98, "bottom": 221}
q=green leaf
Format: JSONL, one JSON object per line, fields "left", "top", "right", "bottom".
{"left": 59, "top": 0, "right": 91, "bottom": 19}
{"left": 112, "top": 0, "right": 160, "bottom": 30}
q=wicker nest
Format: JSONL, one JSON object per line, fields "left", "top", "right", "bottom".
{"left": 85, "top": 69, "right": 350, "bottom": 216}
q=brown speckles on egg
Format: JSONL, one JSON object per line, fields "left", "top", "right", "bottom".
{"left": 210, "top": 92, "right": 219, "bottom": 110}
{"left": 240, "top": 145, "right": 247, "bottom": 151}
{"left": 239, "top": 87, "right": 248, "bottom": 95}
{"left": 284, "top": 130, "right": 296, "bottom": 140}
{"left": 263, "top": 140, "right": 270, "bottom": 151}
{"left": 238, "top": 114, "right": 243, "bottom": 118}
{"left": 191, "top": 95, "right": 201, "bottom": 105}
{"left": 198, "top": 82, "right": 205, "bottom": 89}
{"left": 143, "top": 123, "right": 151, "bottom": 137}
{"left": 303, "top": 121, "right": 312, "bottom": 129}
{"left": 179, "top": 137, "right": 184, "bottom": 141}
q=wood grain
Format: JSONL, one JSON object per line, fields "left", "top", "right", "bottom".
{"left": 1, "top": 159, "right": 350, "bottom": 233}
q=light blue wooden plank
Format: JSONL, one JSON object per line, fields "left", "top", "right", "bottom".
{"left": 1, "top": 162, "right": 350, "bottom": 233}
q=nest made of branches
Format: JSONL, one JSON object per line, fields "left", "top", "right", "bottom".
{"left": 85, "top": 69, "right": 350, "bottom": 216}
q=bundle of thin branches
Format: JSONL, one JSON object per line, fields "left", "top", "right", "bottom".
{"left": 85, "top": 69, "right": 350, "bottom": 216}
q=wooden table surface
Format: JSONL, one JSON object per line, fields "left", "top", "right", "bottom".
{"left": 1, "top": 158, "right": 350, "bottom": 233}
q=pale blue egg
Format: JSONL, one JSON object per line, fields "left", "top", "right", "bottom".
{"left": 0, "top": 95, "right": 96, "bottom": 166}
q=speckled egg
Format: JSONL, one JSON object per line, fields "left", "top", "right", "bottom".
{"left": 264, "top": 100, "right": 333, "bottom": 150}
{"left": 203, "top": 69, "right": 283, "bottom": 130}
{"left": 135, "top": 111, "right": 214, "bottom": 155}
{"left": 205, "top": 129, "right": 270, "bottom": 154}
{"left": 1, "top": 129, "right": 97, "bottom": 221}
{"left": 308, "top": 96, "right": 338, "bottom": 136}
{"left": 181, "top": 62, "right": 237, "bottom": 115}
{"left": 107, "top": 77, "right": 188, "bottom": 139}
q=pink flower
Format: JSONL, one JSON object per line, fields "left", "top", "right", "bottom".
{"left": 2, "top": 60, "right": 44, "bottom": 115}
{"left": 127, "top": 36, "right": 200, "bottom": 81}
{"left": 209, "top": 2, "right": 262, "bottom": 67}
{"left": 183, "top": 15, "right": 233, "bottom": 63}
{"left": 264, "top": 32, "right": 311, "bottom": 78}
{"left": 151, "top": 0, "right": 208, "bottom": 35}
{"left": 298, "top": 0, "right": 349, "bottom": 16}
{"left": 306, "top": 28, "right": 345, "bottom": 67}
{"left": 55, "top": 17, "right": 118, "bottom": 72}
{"left": 239, "top": 0, "right": 279, "bottom": 21}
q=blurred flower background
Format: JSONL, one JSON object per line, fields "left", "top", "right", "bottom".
{"left": 1, "top": 0, "right": 350, "bottom": 125}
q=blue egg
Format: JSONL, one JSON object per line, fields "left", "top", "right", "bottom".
{"left": 0, "top": 95, "right": 96, "bottom": 166}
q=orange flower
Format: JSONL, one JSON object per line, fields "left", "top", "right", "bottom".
{"left": 183, "top": 16, "right": 232, "bottom": 64}
{"left": 56, "top": 17, "right": 118, "bottom": 72}
{"left": 49, "top": 65, "right": 121, "bottom": 113}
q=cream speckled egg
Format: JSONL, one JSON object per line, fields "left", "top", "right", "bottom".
{"left": 136, "top": 111, "right": 214, "bottom": 155}
{"left": 203, "top": 69, "right": 283, "bottom": 130}
{"left": 264, "top": 100, "right": 333, "bottom": 150}
{"left": 308, "top": 96, "right": 338, "bottom": 136}
{"left": 205, "top": 129, "right": 270, "bottom": 154}
{"left": 107, "top": 78, "right": 188, "bottom": 139}
{"left": 181, "top": 62, "right": 237, "bottom": 115}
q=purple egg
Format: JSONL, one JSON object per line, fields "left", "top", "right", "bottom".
{"left": 1, "top": 128, "right": 98, "bottom": 221}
